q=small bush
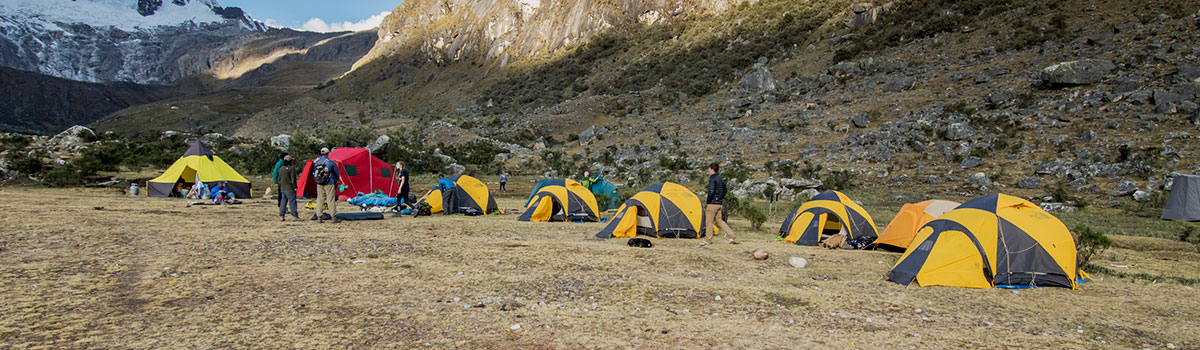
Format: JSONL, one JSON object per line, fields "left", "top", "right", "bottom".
{"left": 8, "top": 151, "right": 45, "bottom": 174}
{"left": 821, "top": 169, "right": 857, "bottom": 191}
{"left": 43, "top": 165, "right": 86, "bottom": 187}
{"left": 744, "top": 205, "right": 767, "bottom": 231}
{"left": 1073, "top": 223, "right": 1112, "bottom": 268}
{"left": 1180, "top": 225, "right": 1197, "bottom": 243}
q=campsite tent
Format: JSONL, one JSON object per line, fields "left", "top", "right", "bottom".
{"left": 874, "top": 200, "right": 961, "bottom": 251}
{"left": 529, "top": 177, "right": 620, "bottom": 210}
{"left": 778, "top": 190, "right": 878, "bottom": 247}
{"left": 887, "top": 194, "right": 1084, "bottom": 289}
{"left": 297, "top": 148, "right": 397, "bottom": 199}
{"left": 518, "top": 179, "right": 599, "bottom": 222}
{"left": 149, "top": 140, "right": 251, "bottom": 198}
{"left": 595, "top": 182, "right": 704, "bottom": 239}
{"left": 1162, "top": 174, "right": 1200, "bottom": 221}
{"left": 414, "top": 174, "right": 499, "bottom": 215}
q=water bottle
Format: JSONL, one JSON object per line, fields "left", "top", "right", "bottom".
{"left": 129, "top": 183, "right": 139, "bottom": 196}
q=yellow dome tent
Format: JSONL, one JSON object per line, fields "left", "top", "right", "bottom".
{"left": 414, "top": 175, "right": 498, "bottom": 215}
{"left": 874, "top": 199, "right": 960, "bottom": 251}
{"left": 148, "top": 140, "right": 250, "bottom": 198}
{"left": 518, "top": 179, "right": 599, "bottom": 222}
{"left": 595, "top": 182, "right": 704, "bottom": 239}
{"left": 778, "top": 190, "right": 878, "bottom": 247}
{"left": 887, "top": 194, "right": 1086, "bottom": 289}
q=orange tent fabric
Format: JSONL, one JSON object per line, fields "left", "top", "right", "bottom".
{"left": 875, "top": 200, "right": 959, "bottom": 251}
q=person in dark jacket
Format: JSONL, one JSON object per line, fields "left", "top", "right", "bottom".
{"left": 701, "top": 162, "right": 737, "bottom": 246}
{"left": 393, "top": 161, "right": 411, "bottom": 212}
{"left": 276, "top": 154, "right": 301, "bottom": 221}
{"left": 313, "top": 147, "right": 341, "bottom": 223}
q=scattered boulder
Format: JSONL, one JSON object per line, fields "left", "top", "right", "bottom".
{"left": 960, "top": 156, "right": 985, "bottom": 168}
{"left": 48, "top": 125, "right": 96, "bottom": 147}
{"left": 780, "top": 178, "right": 822, "bottom": 189}
{"left": 738, "top": 59, "right": 777, "bottom": 94}
{"left": 1017, "top": 177, "right": 1043, "bottom": 189}
{"left": 1039, "top": 202, "right": 1076, "bottom": 213}
{"left": 1040, "top": 59, "right": 1116, "bottom": 86}
{"left": 845, "top": 2, "right": 883, "bottom": 28}
{"left": 752, "top": 248, "right": 769, "bottom": 260}
{"left": 965, "top": 172, "right": 991, "bottom": 188}
{"left": 788, "top": 257, "right": 808, "bottom": 268}
{"left": 269, "top": 134, "right": 292, "bottom": 151}
{"left": 945, "top": 123, "right": 975, "bottom": 141}
{"left": 578, "top": 126, "right": 607, "bottom": 145}
{"left": 1111, "top": 180, "right": 1139, "bottom": 196}
{"left": 798, "top": 188, "right": 821, "bottom": 200}
{"left": 1132, "top": 190, "right": 1153, "bottom": 202}
{"left": 851, "top": 114, "right": 871, "bottom": 128}
{"left": 883, "top": 76, "right": 915, "bottom": 92}
{"left": 366, "top": 134, "right": 391, "bottom": 153}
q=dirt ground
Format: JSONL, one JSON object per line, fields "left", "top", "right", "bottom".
{"left": 1, "top": 187, "right": 1198, "bottom": 349}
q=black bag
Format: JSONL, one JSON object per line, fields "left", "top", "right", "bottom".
{"left": 627, "top": 238, "right": 653, "bottom": 248}
{"left": 416, "top": 202, "right": 432, "bottom": 216}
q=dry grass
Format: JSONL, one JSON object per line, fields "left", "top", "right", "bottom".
{"left": 1, "top": 187, "right": 1198, "bottom": 349}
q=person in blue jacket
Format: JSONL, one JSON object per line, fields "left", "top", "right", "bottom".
{"left": 438, "top": 174, "right": 456, "bottom": 215}
{"left": 210, "top": 181, "right": 235, "bottom": 204}
{"left": 312, "top": 147, "right": 341, "bottom": 223}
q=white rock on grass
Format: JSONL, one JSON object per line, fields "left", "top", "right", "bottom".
{"left": 789, "top": 257, "right": 808, "bottom": 268}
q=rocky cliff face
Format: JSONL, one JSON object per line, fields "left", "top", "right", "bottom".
{"left": 0, "top": 0, "right": 267, "bottom": 85}
{"left": 356, "top": 0, "right": 741, "bottom": 68}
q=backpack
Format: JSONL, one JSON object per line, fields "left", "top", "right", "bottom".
{"left": 314, "top": 160, "right": 332, "bottom": 184}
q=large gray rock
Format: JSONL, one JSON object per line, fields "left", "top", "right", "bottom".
{"left": 1040, "top": 59, "right": 1116, "bottom": 85}
{"left": 780, "top": 178, "right": 823, "bottom": 189}
{"left": 366, "top": 135, "right": 391, "bottom": 153}
{"left": 845, "top": 2, "right": 882, "bottom": 28}
{"left": 960, "top": 156, "right": 985, "bottom": 168}
{"left": 945, "top": 123, "right": 975, "bottom": 141}
{"left": 1132, "top": 190, "right": 1153, "bottom": 202}
{"left": 965, "top": 172, "right": 991, "bottom": 188}
{"left": 1017, "top": 177, "right": 1043, "bottom": 189}
{"left": 48, "top": 125, "right": 96, "bottom": 147}
{"left": 578, "top": 126, "right": 607, "bottom": 145}
{"left": 269, "top": 134, "right": 292, "bottom": 151}
{"left": 851, "top": 114, "right": 871, "bottom": 128}
{"left": 883, "top": 76, "right": 915, "bottom": 92}
{"left": 738, "top": 59, "right": 777, "bottom": 94}
{"left": 1111, "top": 180, "right": 1139, "bottom": 196}
{"left": 798, "top": 188, "right": 821, "bottom": 201}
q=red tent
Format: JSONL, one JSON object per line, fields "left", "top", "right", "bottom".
{"left": 297, "top": 148, "right": 398, "bottom": 200}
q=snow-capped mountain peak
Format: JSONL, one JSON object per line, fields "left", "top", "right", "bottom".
{"left": 0, "top": 0, "right": 259, "bottom": 32}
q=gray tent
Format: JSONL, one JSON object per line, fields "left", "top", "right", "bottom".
{"left": 1162, "top": 174, "right": 1200, "bottom": 221}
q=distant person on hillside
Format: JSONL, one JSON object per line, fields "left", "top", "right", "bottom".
{"left": 312, "top": 147, "right": 341, "bottom": 223}
{"left": 438, "top": 174, "right": 457, "bottom": 215}
{"left": 701, "top": 162, "right": 737, "bottom": 246}
{"left": 499, "top": 172, "right": 508, "bottom": 192}
{"left": 210, "top": 181, "right": 235, "bottom": 204}
{"left": 393, "top": 161, "right": 411, "bottom": 212}
{"left": 277, "top": 154, "right": 301, "bottom": 221}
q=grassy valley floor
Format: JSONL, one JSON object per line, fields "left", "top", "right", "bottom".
{"left": 0, "top": 187, "right": 1197, "bottom": 349}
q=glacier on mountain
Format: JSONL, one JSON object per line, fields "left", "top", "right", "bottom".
{"left": 0, "top": 0, "right": 268, "bottom": 84}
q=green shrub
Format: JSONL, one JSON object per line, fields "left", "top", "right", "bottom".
{"left": 8, "top": 151, "right": 45, "bottom": 174}
{"left": 43, "top": 165, "right": 86, "bottom": 187}
{"left": 1, "top": 134, "right": 32, "bottom": 153}
{"left": 822, "top": 169, "right": 857, "bottom": 191}
{"left": 1180, "top": 224, "right": 1197, "bottom": 243}
{"left": 1073, "top": 223, "right": 1112, "bottom": 268}
{"left": 743, "top": 205, "right": 767, "bottom": 231}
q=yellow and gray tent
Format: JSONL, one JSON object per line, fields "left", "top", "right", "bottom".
{"left": 595, "top": 182, "right": 704, "bottom": 239}
{"left": 414, "top": 175, "right": 498, "bottom": 215}
{"left": 518, "top": 179, "right": 599, "bottom": 222}
{"left": 778, "top": 190, "right": 878, "bottom": 246}
{"left": 148, "top": 140, "right": 250, "bottom": 198}
{"left": 887, "top": 194, "right": 1085, "bottom": 289}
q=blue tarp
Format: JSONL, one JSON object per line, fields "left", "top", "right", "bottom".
{"left": 347, "top": 191, "right": 397, "bottom": 207}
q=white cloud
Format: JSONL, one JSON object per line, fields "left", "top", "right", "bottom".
{"left": 300, "top": 11, "right": 389, "bottom": 33}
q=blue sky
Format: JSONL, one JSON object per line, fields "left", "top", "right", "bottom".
{"left": 219, "top": 0, "right": 401, "bottom": 32}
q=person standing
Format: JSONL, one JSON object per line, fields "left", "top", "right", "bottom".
{"left": 394, "top": 161, "right": 411, "bottom": 211}
{"left": 313, "top": 147, "right": 341, "bottom": 223}
{"left": 277, "top": 154, "right": 301, "bottom": 221}
{"left": 701, "top": 162, "right": 737, "bottom": 246}
{"left": 498, "top": 172, "right": 508, "bottom": 192}
{"left": 265, "top": 153, "right": 285, "bottom": 199}
{"left": 438, "top": 174, "right": 457, "bottom": 215}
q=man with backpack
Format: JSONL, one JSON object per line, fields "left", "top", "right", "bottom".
{"left": 313, "top": 147, "right": 341, "bottom": 223}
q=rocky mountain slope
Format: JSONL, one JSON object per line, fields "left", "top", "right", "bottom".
{"left": 0, "top": 0, "right": 378, "bottom": 135}
{"left": 90, "top": 0, "right": 1200, "bottom": 206}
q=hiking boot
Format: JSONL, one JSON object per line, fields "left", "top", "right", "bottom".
{"left": 280, "top": 216, "right": 286, "bottom": 222}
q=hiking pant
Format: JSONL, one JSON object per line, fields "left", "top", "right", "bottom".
{"left": 499, "top": 182, "right": 506, "bottom": 192}
{"left": 316, "top": 184, "right": 338, "bottom": 219}
{"left": 279, "top": 190, "right": 298, "bottom": 217}
{"left": 442, "top": 189, "right": 455, "bottom": 215}
{"left": 703, "top": 204, "right": 736, "bottom": 243}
